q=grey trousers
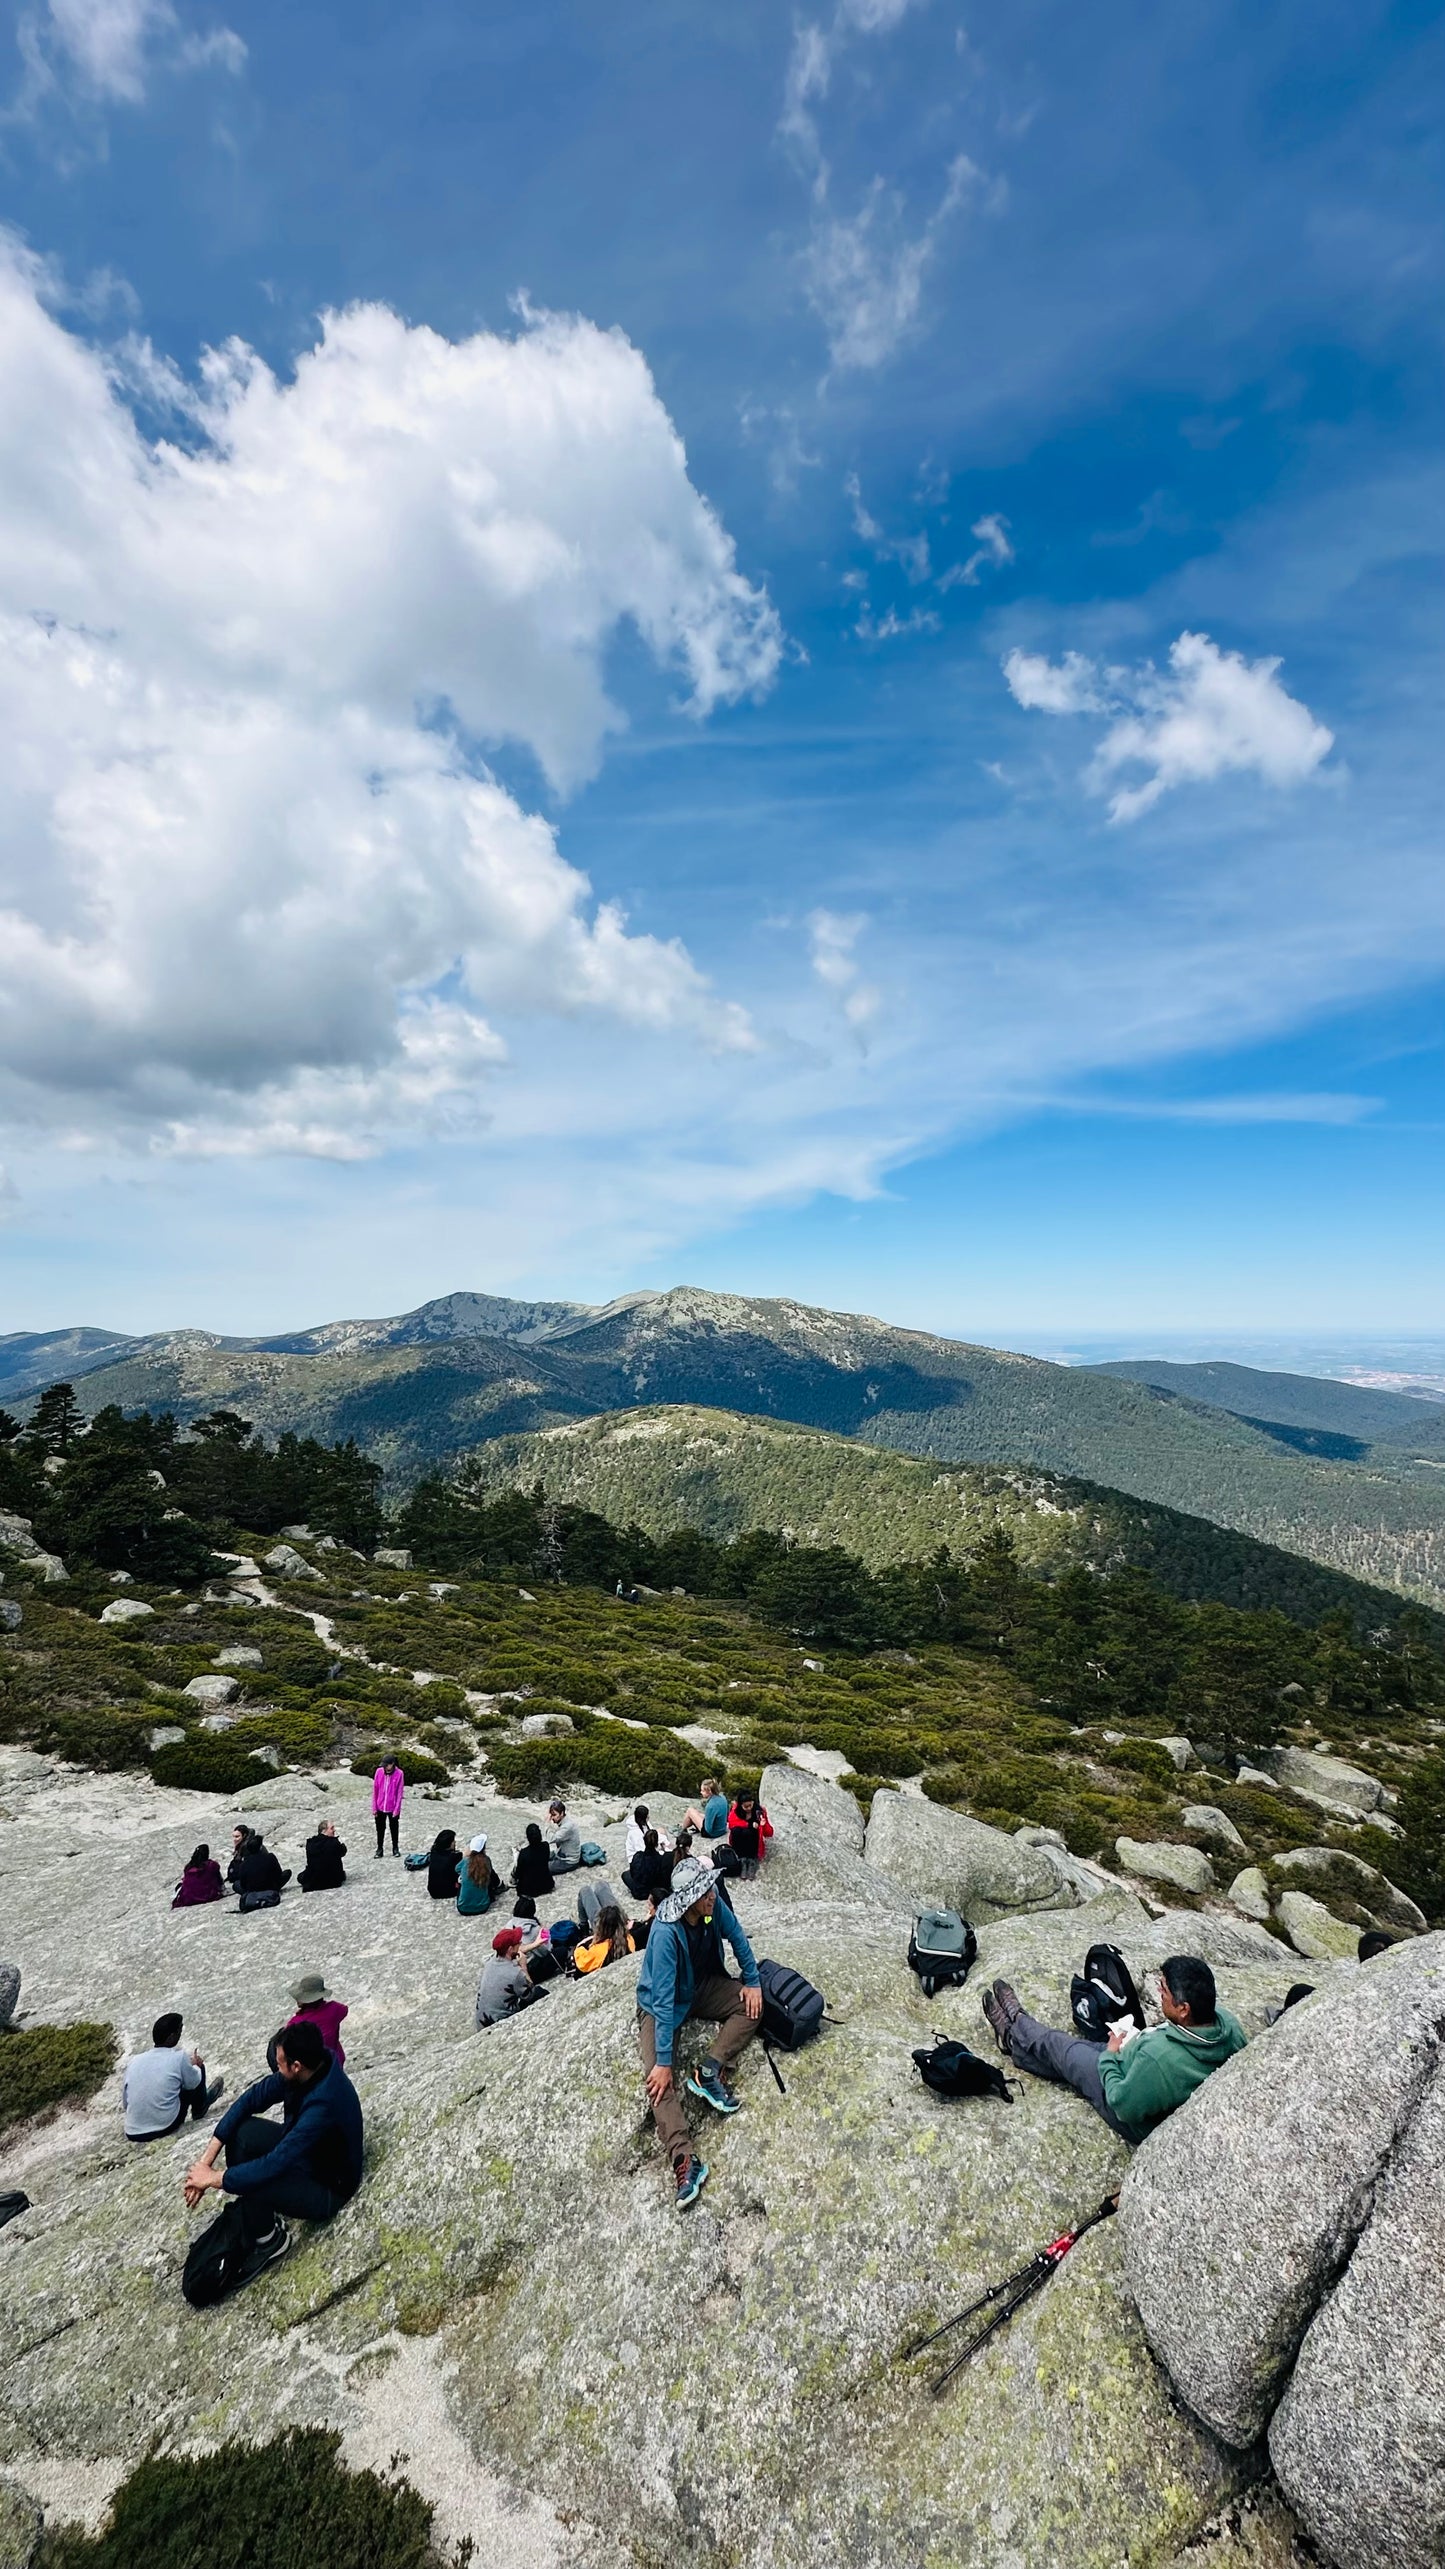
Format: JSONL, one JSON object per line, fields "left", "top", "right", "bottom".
{"left": 1008, "top": 2010, "right": 1129, "bottom": 2140}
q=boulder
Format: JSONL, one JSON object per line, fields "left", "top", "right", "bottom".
{"left": 263, "top": 1543, "right": 323, "bottom": 1581}
{"left": 1118, "top": 1933, "right": 1445, "bottom": 2447}
{"left": 279, "top": 1524, "right": 313, "bottom": 1539}
{"left": 1275, "top": 1890, "right": 1361, "bottom": 1963}
{"left": 864, "top": 1788, "right": 1073, "bottom": 1921}
{"left": 98, "top": 1599, "right": 155, "bottom": 1626}
{"left": 214, "top": 1646, "right": 264, "bottom": 1669}
{"left": 519, "top": 1712, "right": 574, "bottom": 1739}
{"left": 1269, "top": 1746, "right": 1384, "bottom": 1817}
{"left": 0, "top": 1602, "right": 20, "bottom": 1633}
{"left": 0, "top": 1960, "right": 18, "bottom": 2028}
{"left": 428, "top": 1582, "right": 460, "bottom": 1601}
{"left": 1270, "top": 2058, "right": 1445, "bottom": 2569}
{"left": 1269, "top": 1848, "right": 1425, "bottom": 1938}
{"left": 181, "top": 1674, "right": 240, "bottom": 1706}
{"left": 1154, "top": 1736, "right": 1196, "bottom": 1771}
{"left": 374, "top": 1547, "right": 413, "bottom": 1570}
{"left": 0, "top": 1512, "right": 66, "bottom": 1583}
{"left": 197, "top": 1713, "right": 236, "bottom": 1733}
{"left": 1115, "top": 1837, "right": 1215, "bottom": 1895}
{"left": 1182, "top": 1805, "right": 1247, "bottom": 1854}
{"left": 0, "top": 2471, "right": 40, "bottom": 2568}
{"left": 108, "top": 1568, "right": 134, "bottom": 1585}
{"left": 1227, "top": 1866, "right": 1272, "bottom": 1923}
{"left": 755, "top": 1759, "right": 904, "bottom": 1911}
{"left": 1237, "top": 1765, "right": 1277, "bottom": 1791}
{"left": 144, "top": 1726, "right": 186, "bottom": 1753}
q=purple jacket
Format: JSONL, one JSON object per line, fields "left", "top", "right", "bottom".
{"left": 372, "top": 1764, "right": 405, "bottom": 1817}
{"left": 172, "top": 1859, "right": 224, "bottom": 1908}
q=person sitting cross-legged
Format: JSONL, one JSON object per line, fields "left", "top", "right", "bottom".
{"left": 183, "top": 2018, "right": 363, "bottom": 2274}
{"left": 982, "top": 1954, "right": 1246, "bottom": 2145}
{"left": 547, "top": 1799, "right": 582, "bottom": 1874}
{"left": 636, "top": 1853, "right": 763, "bottom": 2212}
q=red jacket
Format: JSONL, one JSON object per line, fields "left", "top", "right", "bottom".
{"left": 727, "top": 1803, "right": 774, "bottom": 1861}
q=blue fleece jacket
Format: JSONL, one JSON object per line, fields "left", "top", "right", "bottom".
{"left": 637, "top": 1903, "right": 760, "bottom": 2066}
{"left": 214, "top": 2056, "right": 364, "bottom": 2202}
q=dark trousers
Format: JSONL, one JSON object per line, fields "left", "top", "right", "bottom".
{"left": 224, "top": 2114, "right": 341, "bottom": 2246}
{"left": 1008, "top": 2010, "right": 1129, "bottom": 2140}
{"left": 128, "top": 2062, "right": 210, "bottom": 2142}
{"left": 374, "top": 1810, "right": 399, "bottom": 1854}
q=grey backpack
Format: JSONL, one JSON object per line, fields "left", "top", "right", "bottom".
{"left": 907, "top": 1908, "right": 977, "bottom": 2000}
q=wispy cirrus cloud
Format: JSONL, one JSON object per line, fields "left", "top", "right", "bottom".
{"left": 11, "top": 0, "right": 242, "bottom": 115}
{"left": 1004, "top": 631, "right": 1334, "bottom": 821}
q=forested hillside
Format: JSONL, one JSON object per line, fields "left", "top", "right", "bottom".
{"left": 19, "top": 1284, "right": 1445, "bottom": 1603}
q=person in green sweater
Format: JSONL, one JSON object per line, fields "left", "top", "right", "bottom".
{"left": 982, "top": 1955, "right": 1246, "bottom": 2144}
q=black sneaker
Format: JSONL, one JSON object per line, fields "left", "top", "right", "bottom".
{"left": 203, "top": 2077, "right": 226, "bottom": 2111}
{"left": 240, "top": 2219, "right": 290, "bottom": 2281}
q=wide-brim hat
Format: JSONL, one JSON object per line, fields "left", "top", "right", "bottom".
{"left": 656, "top": 1855, "right": 721, "bottom": 1924}
{"left": 289, "top": 1972, "right": 331, "bottom": 2006}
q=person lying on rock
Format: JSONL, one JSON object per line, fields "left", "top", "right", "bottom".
{"left": 513, "top": 1821, "right": 555, "bottom": 1897}
{"left": 172, "top": 1843, "right": 224, "bottom": 1907}
{"left": 575, "top": 1903, "right": 639, "bottom": 1973}
{"left": 232, "top": 1831, "right": 290, "bottom": 1901}
{"left": 125, "top": 2011, "right": 223, "bottom": 2141}
{"left": 982, "top": 1956, "right": 1246, "bottom": 2145}
{"left": 184, "top": 2017, "right": 362, "bottom": 2276}
{"left": 475, "top": 1925, "right": 548, "bottom": 2026}
{"left": 636, "top": 1853, "right": 763, "bottom": 2212}
{"left": 576, "top": 1871, "right": 624, "bottom": 1933}
{"left": 298, "top": 1820, "right": 346, "bottom": 1894}
{"left": 547, "top": 1798, "right": 582, "bottom": 1874}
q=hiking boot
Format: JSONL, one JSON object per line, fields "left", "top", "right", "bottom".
{"left": 240, "top": 2218, "right": 290, "bottom": 2281}
{"left": 982, "top": 1980, "right": 1023, "bottom": 2058}
{"left": 674, "top": 2156, "right": 709, "bottom": 2210}
{"left": 202, "top": 2077, "right": 225, "bottom": 2111}
{"left": 687, "top": 2064, "right": 741, "bottom": 2116}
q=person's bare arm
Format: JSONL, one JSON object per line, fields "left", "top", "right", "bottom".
{"left": 183, "top": 2134, "right": 224, "bottom": 2206}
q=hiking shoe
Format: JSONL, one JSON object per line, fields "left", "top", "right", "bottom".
{"left": 674, "top": 2156, "right": 710, "bottom": 2211}
{"left": 240, "top": 2219, "right": 290, "bottom": 2281}
{"left": 203, "top": 2077, "right": 225, "bottom": 2111}
{"left": 687, "top": 2064, "right": 741, "bottom": 2116}
{"left": 982, "top": 1980, "right": 1023, "bottom": 2058}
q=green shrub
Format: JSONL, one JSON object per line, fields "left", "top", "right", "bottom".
{"left": 236, "top": 1710, "right": 333, "bottom": 1764}
{"left": 40, "top": 1709, "right": 155, "bottom": 1771}
{"left": 40, "top": 2427, "right": 435, "bottom": 2569}
{"left": 1102, "top": 1740, "right": 1178, "bottom": 1788}
{"left": 0, "top": 2020, "right": 115, "bottom": 2139}
{"left": 151, "top": 1737, "right": 273, "bottom": 1794}
{"left": 487, "top": 1726, "right": 707, "bottom": 1801}
{"left": 252, "top": 1631, "right": 334, "bottom": 1689}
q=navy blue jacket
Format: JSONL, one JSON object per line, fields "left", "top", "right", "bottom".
{"left": 215, "top": 2056, "right": 364, "bottom": 2202}
{"left": 637, "top": 1902, "right": 759, "bottom": 2067}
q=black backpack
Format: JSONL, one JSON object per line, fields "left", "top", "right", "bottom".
{"left": 757, "top": 1958, "right": 826, "bottom": 2051}
{"left": 547, "top": 1919, "right": 582, "bottom": 1967}
{"left": 912, "top": 2037, "right": 1014, "bottom": 2104}
{"left": 907, "top": 1909, "right": 977, "bottom": 2000}
{"left": 1070, "top": 1943, "right": 1146, "bottom": 2044}
{"left": 182, "top": 2198, "right": 250, "bottom": 2308}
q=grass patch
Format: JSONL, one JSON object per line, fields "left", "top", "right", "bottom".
{"left": 38, "top": 2427, "right": 439, "bottom": 2569}
{"left": 0, "top": 2021, "right": 115, "bottom": 2139}
{"left": 151, "top": 1737, "right": 273, "bottom": 1793}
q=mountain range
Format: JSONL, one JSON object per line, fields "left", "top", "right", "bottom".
{"left": 8, "top": 1283, "right": 1445, "bottom": 1604}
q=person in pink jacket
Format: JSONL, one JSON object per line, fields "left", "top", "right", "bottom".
{"left": 373, "top": 1756, "right": 404, "bottom": 1857}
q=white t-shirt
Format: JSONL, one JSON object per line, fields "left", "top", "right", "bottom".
{"left": 123, "top": 2044, "right": 201, "bottom": 2137}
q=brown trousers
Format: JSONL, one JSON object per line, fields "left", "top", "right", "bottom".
{"left": 638, "top": 1974, "right": 758, "bottom": 2167}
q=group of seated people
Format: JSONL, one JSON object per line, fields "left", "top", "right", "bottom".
{"left": 171, "top": 1822, "right": 348, "bottom": 1910}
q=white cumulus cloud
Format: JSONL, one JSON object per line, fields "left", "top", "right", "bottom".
{"left": 0, "top": 238, "right": 779, "bottom": 1155}
{"left": 1004, "top": 631, "right": 1333, "bottom": 821}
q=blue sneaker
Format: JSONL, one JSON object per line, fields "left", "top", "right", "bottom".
{"left": 687, "top": 2064, "right": 742, "bottom": 2115}
{"left": 674, "top": 2156, "right": 709, "bottom": 2210}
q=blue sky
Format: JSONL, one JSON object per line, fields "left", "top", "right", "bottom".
{"left": 0, "top": 0, "right": 1441, "bottom": 1340}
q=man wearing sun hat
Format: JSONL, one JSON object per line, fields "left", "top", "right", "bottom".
{"left": 636, "top": 1853, "right": 763, "bottom": 2210}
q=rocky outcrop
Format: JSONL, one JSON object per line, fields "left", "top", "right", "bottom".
{"left": 1227, "top": 1866, "right": 1272, "bottom": 1922}
{"left": 1268, "top": 1746, "right": 1385, "bottom": 1817}
{"left": 1269, "top": 1848, "right": 1424, "bottom": 1937}
{"left": 1116, "top": 1837, "right": 1215, "bottom": 1894}
{"left": 1119, "top": 1934, "right": 1445, "bottom": 2458}
{"left": 863, "top": 1787, "right": 1075, "bottom": 1920}
{"left": 1275, "top": 1889, "right": 1360, "bottom": 1962}
{"left": 1182, "top": 1805, "right": 1246, "bottom": 1854}
{"left": 98, "top": 1598, "right": 155, "bottom": 1625}
{"left": 182, "top": 1674, "right": 241, "bottom": 1706}
{"left": 0, "top": 1514, "right": 66, "bottom": 1584}
{"left": 263, "top": 1544, "right": 323, "bottom": 1581}
{"left": 1269, "top": 2057, "right": 1445, "bottom": 2569}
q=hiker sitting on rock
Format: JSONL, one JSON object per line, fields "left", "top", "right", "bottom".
{"left": 172, "top": 1843, "right": 224, "bottom": 1907}
{"left": 636, "top": 1853, "right": 763, "bottom": 2212}
{"left": 298, "top": 1820, "right": 346, "bottom": 1893}
{"left": 184, "top": 2018, "right": 363, "bottom": 2273}
{"left": 547, "top": 1798, "right": 582, "bottom": 1874}
{"left": 233, "top": 1831, "right": 290, "bottom": 1901}
{"left": 513, "top": 1822, "right": 555, "bottom": 1897}
{"left": 426, "top": 1828, "right": 463, "bottom": 1900}
{"left": 475, "top": 1925, "right": 547, "bottom": 2026}
{"left": 225, "top": 1826, "right": 253, "bottom": 1890}
{"left": 125, "top": 2011, "right": 223, "bottom": 2141}
{"left": 625, "top": 1804, "right": 670, "bottom": 1865}
{"left": 683, "top": 1779, "right": 729, "bottom": 1839}
{"left": 624, "top": 1826, "right": 673, "bottom": 1904}
{"left": 982, "top": 1956, "right": 1245, "bottom": 2144}
{"left": 283, "top": 1972, "right": 348, "bottom": 2069}
{"left": 457, "top": 1834, "right": 503, "bottom": 1915}
{"left": 726, "top": 1791, "right": 773, "bottom": 1880}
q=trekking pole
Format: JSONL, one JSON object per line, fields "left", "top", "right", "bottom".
{"left": 903, "top": 2195, "right": 1118, "bottom": 2395}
